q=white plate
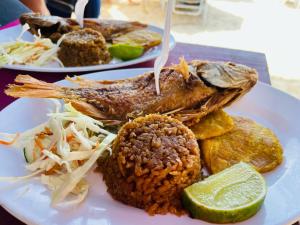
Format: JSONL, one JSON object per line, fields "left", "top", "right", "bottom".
{"left": 0, "top": 68, "right": 300, "bottom": 225}
{"left": 0, "top": 25, "right": 175, "bottom": 73}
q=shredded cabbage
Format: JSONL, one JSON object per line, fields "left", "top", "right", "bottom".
{"left": 0, "top": 169, "right": 44, "bottom": 182}
{"left": 0, "top": 24, "right": 64, "bottom": 67}
{"left": 0, "top": 100, "right": 116, "bottom": 206}
{"left": 52, "top": 133, "right": 116, "bottom": 205}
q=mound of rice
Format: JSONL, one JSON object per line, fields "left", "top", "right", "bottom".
{"left": 100, "top": 114, "right": 201, "bottom": 215}
{"left": 58, "top": 28, "right": 110, "bottom": 67}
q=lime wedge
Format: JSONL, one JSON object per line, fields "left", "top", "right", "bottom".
{"left": 182, "top": 162, "right": 267, "bottom": 223}
{"left": 108, "top": 44, "right": 144, "bottom": 61}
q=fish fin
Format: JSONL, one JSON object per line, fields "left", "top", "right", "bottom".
{"left": 65, "top": 76, "right": 99, "bottom": 87}
{"left": 175, "top": 90, "right": 240, "bottom": 126}
{"left": 66, "top": 76, "right": 127, "bottom": 87}
{"left": 172, "top": 57, "right": 190, "bottom": 81}
{"left": 5, "top": 75, "right": 65, "bottom": 98}
{"left": 67, "top": 100, "right": 122, "bottom": 125}
{"left": 67, "top": 100, "right": 106, "bottom": 119}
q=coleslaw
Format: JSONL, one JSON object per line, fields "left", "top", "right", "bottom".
{"left": 0, "top": 24, "right": 64, "bottom": 67}
{"left": 0, "top": 100, "right": 116, "bottom": 206}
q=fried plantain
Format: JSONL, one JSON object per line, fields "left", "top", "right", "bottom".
{"left": 190, "top": 110, "right": 234, "bottom": 140}
{"left": 112, "top": 29, "right": 162, "bottom": 50}
{"left": 201, "top": 116, "right": 283, "bottom": 173}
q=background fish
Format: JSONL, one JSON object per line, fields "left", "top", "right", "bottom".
{"left": 19, "top": 13, "right": 147, "bottom": 42}
{"left": 5, "top": 60, "right": 258, "bottom": 126}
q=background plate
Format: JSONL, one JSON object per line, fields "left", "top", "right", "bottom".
{"left": 0, "top": 68, "right": 300, "bottom": 225}
{"left": 0, "top": 24, "right": 175, "bottom": 73}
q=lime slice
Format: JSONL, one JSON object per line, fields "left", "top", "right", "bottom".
{"left": 182, "top": 162, "right": 267, "bottom": 223}
{"left": 108, "top": 44, "right": 144, "bottom": 61}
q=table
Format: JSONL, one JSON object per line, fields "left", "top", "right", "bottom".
{"left": 0, "top": 42, "right": 273, "bottom": 225}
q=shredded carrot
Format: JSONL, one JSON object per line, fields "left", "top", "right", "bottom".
{"left": 66, "top": 134, "right": 74, "bottom": 142}
{"left": 37, "top": 133, "right": 46, "bottom": 139}
{"left": 78, "top": 160, "right": 85, "bottom": 166}
{"left": 0, "top": 133, "right": 20, "bottom": 145}
{"left": 94, "top": 141, "right": 100, "bottom": 150}
{"left": 32, "top": 146, "right": 37, "bottom": 161}
{"left": 45, "top": 164, "right": 61, "bottom": 175}
{"left": 36, "top": 128, "right": 52, "bottom": 139}
{"left": 35, "top": 137, "right": 44, "bottom": 151}
{"left": 44, "top": 127, "right": 52, "bottom": 134}
{"left": 35, "top": 42, "right": 48, "bottom": 49}
{"left": 51, "top": 146, "right": 57, "bottom": 154}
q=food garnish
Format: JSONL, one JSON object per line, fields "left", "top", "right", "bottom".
{"left": 0, "top": 100, "right": 115, "bottom": 206}
{"left": 108, "top": 43, "right": 144, "bottom": 60}
{"left": 0, "top": 24, "right": 64, "bottom": 67}
{"left": 182, "top": 162, "right": 267, "bottom": 223}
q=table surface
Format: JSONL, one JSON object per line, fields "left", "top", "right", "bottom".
{"left": 0, "top": 42, "right": 273, "bottom": 225}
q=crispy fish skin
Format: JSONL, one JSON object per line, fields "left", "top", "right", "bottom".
{"left": 190, "top": 110, "right": 234, "bottom": 140}
{"left": 5, "top": 60, "right": 258, "bottom": 126}
{"left": 19, "top": 13, "right": 147, "bottom": 42}
{"left": 201, "top": 116, "right": 283, "bottom": 174}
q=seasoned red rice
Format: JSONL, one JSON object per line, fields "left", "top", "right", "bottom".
{"left": 100, "top": 114, "right": 201, "bottom": 215}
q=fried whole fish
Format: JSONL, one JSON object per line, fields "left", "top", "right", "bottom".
{"left": 20, "top": 13, "right": 147, "bottom": 42}
{"left": 5, "top": 60, "right": 258, "bottom": 126}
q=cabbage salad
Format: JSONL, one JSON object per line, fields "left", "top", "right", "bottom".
{"left": 0, "top": 24, "right": 63, "bottom": 67}
{"left": 0, "top": 100, "right": 116, "bottom": 206}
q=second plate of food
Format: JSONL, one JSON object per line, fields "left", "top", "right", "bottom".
{"left": 0, "top": 14, "right": 175, "bottom": 73}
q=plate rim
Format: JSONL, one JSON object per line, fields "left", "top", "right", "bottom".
{"left": 1, "top": 25, "right": 176, "bottom": 73}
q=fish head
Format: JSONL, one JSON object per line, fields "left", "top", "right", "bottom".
{"left": 190, "top": 60, "right": 258, "bottom": 91}
{"left": 174, "top": 60, "right": 258, "bottom": 126}
{"left": 19, "top": 13, "right": 71, "bottom": 41}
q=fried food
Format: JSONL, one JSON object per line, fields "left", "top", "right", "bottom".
{"left": 5, "top": 59, "right": 258, "bottom": 126}
{"left": 201, "top": 116, "right": 283, "bottom": 173}
{"left": 99, "top": 114, "right": 201, "bottom": 215}
{"left": 57, "top": 29, "right": 110, "bottom": 67}
{"left": 190, "top": 110, "right": 234, "bottom": 140}
{"left": 112, "top": 29, "right": 162, "bottom": 50}
{"left": 20, "top": 13, "right": 147, "bottom": 42}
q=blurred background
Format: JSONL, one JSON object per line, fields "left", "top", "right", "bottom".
{"left": 99, "top": 0, "right": 300, "bottom": 99}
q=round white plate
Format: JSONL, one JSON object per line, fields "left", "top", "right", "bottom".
{"left": 0, "top": 68, "right": 300, "bottom": 225}
{"left": 0, "top": 25, "right": 175, "bottom": 73}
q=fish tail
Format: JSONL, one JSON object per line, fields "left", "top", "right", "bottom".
{"left": 6, "top": 75, "right": 122, "bottom": 125}
{"left": 5, "top": 75, "right": 65, "bottom": 99}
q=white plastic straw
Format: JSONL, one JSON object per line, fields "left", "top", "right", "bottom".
{"left": 153, "top": 0, "right": 174, "bottom": 95}
{"left": 75, "top": 0, "right": 89, "bottom": 28}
